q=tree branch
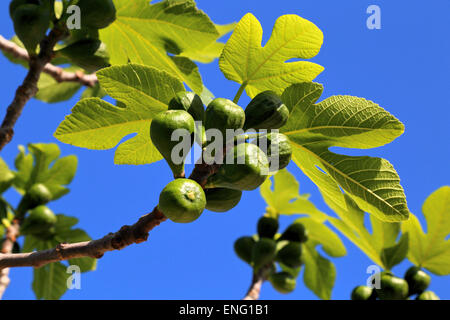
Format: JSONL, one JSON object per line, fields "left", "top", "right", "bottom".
{"left": 0, "top": 158, "right": 218, "bottom": 273}
{"left": 243, "top": 265, "right": 272, "bottom": 300}
{"left": 0, "top": 29, "right": 71, "bottom": 151}
{"left": 243, "top": 271, "right": 265, "bottom": 300}
{"left": 0, "top": 35, "right": 98, "bottom": 88}
{"left": 0, "top": 221, "right": 20, "bottom": 299}
{"left": 0, "top": 208, "right": 167, "bottom": 269}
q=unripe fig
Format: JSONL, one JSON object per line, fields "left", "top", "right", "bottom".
{"left": 252, "top": 238, "right": 277, "bottom": 271}
{"left": 278, "top": 222, "right": 308, "bottom": 243}
{"left": 20, "top": 206, "right": 57, "bottom": 235}
{"left": 404, "top": 266, "right": 431, "bottom": 296}
{"left": 376, "top": 273, "right": 409, "bottom": 300}
{"left": 244, "top": 91, "right": 289, "bottom": 131}
{"left": 276, "top": 242, "right": 303, "bottom": 268}
{"left": 204, "top": 98, "right": 245, "bottom": 140}
{"left": 253, "top": 133, "right": 292, "bottom": 172}
{"left": 150, "top": 110, "right": 195, "bottom": 178}
{"left": 351, "top": 286, "right": 375, "bottom": 300}
{"left": 416, "top": 291, "right": 439, "bottom": 300}
{"left": 77, "top": 0, "right": 116, "bottom": 29}
{"left": 234, "top": 236, "right": 256, "bottom": 264}
{"left": 9, "top": 0, "right": 40, "bottom": 18}
{"left": 158, "top": 179, "right": 206, "bottom": 223}
{"left": 57, "top": 39, "right": 110, "bottom": 72}
{"left": 257, "top": 216, "right": 279, "bottom": 239}
{"left": 269, "top": 272, "right": 297, "bottom": 294}
{"left": 34, "top": 226, "right": 56, "bottom": 240}
{"left": 169, "top": 91, "right": 206, "bottom": 146}
{"left": 205, "top": 188, "right": 242, "bottom": 213}
{"left": 205, "top": 143, "right": 269, "bottom": 191}
{"left": 17, "top": 183, "right": 52, "bottom": 215}
{"left": 169, "top": 91, "right": 205, "bottom": 122}
{"left": 13, "top": 4, "right": 50, "bottom": 54}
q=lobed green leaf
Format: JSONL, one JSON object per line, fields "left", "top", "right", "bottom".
{"left": 281, "top": 82, "right": 409, "bottom": 222}
{"left": 54, "top": 64, "right": 185, "bottom": 165}
{"left": 220, "top": 13, "right": 324, "bottom": 98}
{"left": 402, "top": 186, "right": 450, "bottom": 275}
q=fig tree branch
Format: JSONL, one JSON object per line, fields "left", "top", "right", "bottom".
{"left": 0, "top": 208, "right": 167, "bottom": 269}
{"left": 0, "top": 159, "right": 217, "bottom": 271}
{"left": 243, "top": 267, "right": 269, "bottom": 300}
{"left": 0, "top": 35, "right": 98, "bottom": 88}
{"left": 0, "top": 29, "right": 70, "bottom": 151}
{"left": 0, "top": 221, "right": 20, "bottom": 299}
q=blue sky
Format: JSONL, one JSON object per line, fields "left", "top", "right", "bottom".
{"left": 1, "top": 0, "right": 449, "bottom": 300}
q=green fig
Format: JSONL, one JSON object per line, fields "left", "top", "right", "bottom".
{"left": 169, "top": 91, "right": 206, "bottom": 146}
{"left": 351, "top": 285, "right": 375, "bottom": 300}
{"left": 20, "top": 206, "right": 57, "bottom": 235}
{"left": 252, "top": 238, "right": 277, "bottom": 271}
{"left": 376, "top": 273, "right": 409, "bottom": 300}
{"left": 257, "top": 216, "right": 279, "bottom": 239}
{"left": 205, "top": 188, "right": 242, "bottom": 213}
{"left": 9, "top": 0, "right": 40, "bottom": 18}
{"left": 404, "top": 266, "right": 431, "bottom": 296}
{"left": 77, "top": 0, "right": 116, "bottom": 29}
{"left": 158, "top": 179, "right": 206, "bottom": 223}
{"left": 253, "top": 132, "right": 292, "bottom": 172}
{"left": 169, "top": 91, "right": 205, "bottom": 122}
{"left": 13, "top": 4, "right": 50, "bottom": 54}
{"left": 234, "top": 236, "right": 256, "bottom": 264}
{"left": 276, "top": 242, "right": 303, "bottom": 268}
{"left": 243, "top": 91, "right": 289, "bottom": 131}
{"left": 205, "top": 143, "right": 269, "bottom": 191}
{"left": 17, "top": 183, "right": 52, "bottom": 216}
{"left": 416, "top": 291, "right": 439, "bottom": 300}
{"left": 204, "top": 98, "right": 245, "bottom": 142}
{"left": 150, "top": 110, "right": 195, "bottom": 178}
{"left": 278, "top": 222, "right": 308, "bottom": 243}
{"left": 57, "top": 39, "right": 110, "bottom": 72}
{"left": 269, "top": 272, "right": 297, "bottom": 294}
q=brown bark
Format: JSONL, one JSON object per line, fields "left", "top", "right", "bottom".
{"left": 0, "top": 208, "right": 167, "bottom": 269}
{"left": 0, "top": 157, "right": 218, "bottom": 273}
{"left": 0, "top": 29, "right": 70, "bottom": 151}
{"left": 243, "top": 264, "right": 273, "bottom": 300}
{"left": 0, "top": 35, "right": 98, "bottom": 87}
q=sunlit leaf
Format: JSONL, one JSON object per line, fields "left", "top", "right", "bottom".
{"left": 259, "top": 169, "right": 326, "bottom": 220}
{"left": 54, "top": 64, "right": 184, "bottom": 165}
{"left": 220, "top": 13, "right": 323, "bottom": 98}
{"left": 402, "top": 186, "right": 450, "bottom": 275}
{"left": 281, "top": 82, "right": 409, "bottom": 222}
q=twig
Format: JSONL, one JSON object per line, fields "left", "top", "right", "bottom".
{"left": 0, "top": 29, "right": 70, "bottom": 151}
{"left": 0, "top": 207, "right": 167, "bottom": 269}
{"left": 0, "top": 35, "right": 98, "bottom": 87}
{"left": 0, "top": 221, "right": 20, "bottom": 299}
{"left": 243, "top": 271, "right": 265, "bottom": 300}
{"left": 243, "top": 265, "right": 272, "bottom": 300}
{"left": 0, "top": 158, "right": 218, "bottom": 272}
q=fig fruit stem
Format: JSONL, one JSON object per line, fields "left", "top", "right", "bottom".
{"left": 233, "top": 82, "right": 248, "bottom": 104}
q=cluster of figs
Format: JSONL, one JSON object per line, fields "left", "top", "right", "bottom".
{"left": 151, "top": 91, "right": 292, "bottom": 223}
{"left": 235, "top": 216, "right": 308, "bottom": 294}
{"left": 11, "top": 0, "right": 115, "bottom": 71}
{"left": 352, "top": 267, "right": 439, "bottom": 300}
